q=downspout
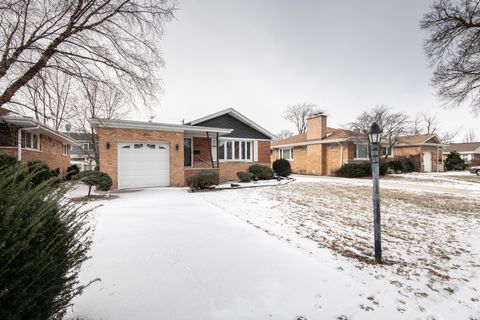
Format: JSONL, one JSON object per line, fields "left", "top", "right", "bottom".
{"left": 17, "top": 128, "right": 22, "bottom": 161}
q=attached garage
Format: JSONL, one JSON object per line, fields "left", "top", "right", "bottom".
{"left": 118, "top": 142, "right": 170, "bottom": 189}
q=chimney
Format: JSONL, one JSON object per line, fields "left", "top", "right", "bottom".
{"left": 306, "top": 112, "right": 327, "bottom": 140}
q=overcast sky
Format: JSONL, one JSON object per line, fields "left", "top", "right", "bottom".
{"left": 143, "top": 0, "right": 478, "bottom": 141}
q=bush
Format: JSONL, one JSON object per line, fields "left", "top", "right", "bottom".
{"left": 339, "top": 163, "right": 371, "bottom": 178}
{"left": 401, "top": 160, "right": 415, "bottom": 173}
{"left": 187, "top": 170, "right": 219, "bottom": 190}
{"left": 272, "top": 159, "right": 292, "bottom": 177}
{"left": 445, "top": 151, "right": 468, "bottom": 171}
{"left": 237, "top": 171, "right": 255, "bottom": 182}
{"left": 65, "top": 164, "right": 80, "bottom": 180}
{"left": 0, "top": 164, "right": 92, "bottom": 320}
{"left": 26, "top": 161, "right": 57, "bottom": 187}
{"left": 0, "top": 154, "right": 17, "bottom": 169}
{"left": 76, "top": 170, "right": 113, "bottom": 196}
{"left": 339, "top": 162, "right": 387, "bottom": 178}
{"left": 248, "top": 164, "right": 274, "bottom": 180}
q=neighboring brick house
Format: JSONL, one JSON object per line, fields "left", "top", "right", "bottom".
{"left": 271, "top": 112, "right": 444, "bottom": 175}
{"left": 443, "top": 142, "right": 480, "bottom": 165}
{"left": 0, "top": 110, "right": 79, "bottom": 176}
{"left": 89, "top": 108, "right": 274, "bottom": 189}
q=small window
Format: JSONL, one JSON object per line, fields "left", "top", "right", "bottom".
{"left": 382, "top": 146, "right": 393, "bottom": 157}
{"left": 158, "top": 146, "right": 166, "bottom": 149}
{"left": 133, "top": 143, "right": 143, "bottom": 149}
{"left": 63, "top": 144, "right": 69, "bottom": 155}
{"left": 25, "top": 132, "right": 32, "bottom": 148}
{"left": 146, "top": 144, "right": 156, "bottom": 149}
{"left": 122, "top": 144, "right": 131, "bottom": 149}
{"left": 280, "top": 148, "right": 293, "bottom": 160}
{"left": 82, "top": 143, "right": 90, "bottom": 151}
{"left": 331, "top": 143, "right": 338, "bottom": 150}
{"left": 52, "top": 141, "right": 56, "bottom": 153}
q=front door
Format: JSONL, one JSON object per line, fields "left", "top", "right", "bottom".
{"left": 423, "top": 152, "right": 432, "bottom": 172}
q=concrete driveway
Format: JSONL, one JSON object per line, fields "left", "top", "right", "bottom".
{"left": 68, "top": 188, "right": 369, "bottom": 320}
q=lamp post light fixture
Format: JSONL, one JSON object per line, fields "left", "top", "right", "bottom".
{"left": 369, "top": 122, "right": 382, "bottom": 263}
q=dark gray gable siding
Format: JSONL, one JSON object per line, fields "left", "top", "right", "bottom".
{"left": 194, "top": 114, "right": 271, "bottom": 140}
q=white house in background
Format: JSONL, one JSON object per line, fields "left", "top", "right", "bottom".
{"left": 443, "top": 142, "right": 480, "bottom": 164}
{"left": 65, "top": 132, "right": 98, "bottom": 171}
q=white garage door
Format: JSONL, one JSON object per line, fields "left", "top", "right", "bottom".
{"left": 118, "top": 142, "right": 170, "bottom": 189}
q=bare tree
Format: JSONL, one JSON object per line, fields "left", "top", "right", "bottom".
{"left": 72, "top": 79, "right": 129, "bottom": 165}
{"left": 15, "top": 70, "right": 75, "bottom": 130}
{"left": 410, "top": 111, "right": 438, "bottom": 135}
{"left": 283, "top": 103, "right": 319, "bottom": 134}
{"left": 421, "top": 0, "right": 480, "bottom": 114}
{"left": 463, "top": 128, "right": 478, "bottom": 142}
{"left": 274, "top": 129, "right": 294, "bottom": 140}
{"left": 0, "top": 0, "right": 175, "bottom": 112}
{"left": 350, "top": 105, "right": 410, "bottom": 160}
{"left": 438, "top": 129, "right": 460, "bottom": 143}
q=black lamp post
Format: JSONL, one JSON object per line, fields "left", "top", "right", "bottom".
{"left": 369, "top": 122, "right": 382, "bottom": 263}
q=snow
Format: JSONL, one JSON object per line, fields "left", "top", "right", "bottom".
{"left": 67, "top": 174, "right": 480, "bottom": 320}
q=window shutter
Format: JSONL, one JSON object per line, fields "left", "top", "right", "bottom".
{"left": 253, "top": 140, "right": 258, "bottom": 162}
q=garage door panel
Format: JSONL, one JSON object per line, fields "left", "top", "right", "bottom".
{"left": 118, "top": 142, "right": 170, "bottom": 188}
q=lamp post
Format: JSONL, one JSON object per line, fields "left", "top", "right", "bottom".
{"left": 369, "top": 122, "right": 382, "bottom": 263}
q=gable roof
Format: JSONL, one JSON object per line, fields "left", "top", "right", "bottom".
{"left": 188, "top": 107, "right": 275, "bottom": 139}
{"left": 397, "top": 134, "right": 442, "bottom": 145}
{"left": 444, "top": 142, "right": 480, "bottom": 154}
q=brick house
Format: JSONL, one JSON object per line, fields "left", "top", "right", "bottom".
{"left": 89, "top": 108, "right": 273, "bottom": 189}
{"left": 271, "top": 112, "right": 444, "bottom": 175}
{"left": 0, "top": 110, "right": 79, "bottom": 176}
{"left": 66, "top": 132, "right": 98, "bottom": 171}
{"left": 443, "top": 142, "right": 480, "bottom": 165}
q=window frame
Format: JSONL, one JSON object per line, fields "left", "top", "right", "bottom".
{"left": 82, "top": 142, "right": 90, "bottom": 151}
{"left": 279, "top": 147, "right": 294, "bottom": 160}
{"left": 184, "top": 137, "right": 193, "bottom": 167}
{"left": 354, "top": 142, "right": 369, "bottom": 160}
{"left": 382, "top": 145, "right": 393, "bottom": 157}
{"left": 217, "top": 138, "right": 254, "bottom": 162}
{"left": 21, "top": 131, "right": 40, "bottom": 151}
{"left": 62, "top": 144, "right": 69, "bottom": 156}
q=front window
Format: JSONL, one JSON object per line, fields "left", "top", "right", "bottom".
{"left": 217, "top": 139, "right": 253, "bottom": 161}
{"left": 382, "top": 146, "right": 393, "bottom": 157}
{"left": 184, "top": 138, "right": 192, "bottom": 167}
{"left": 279, "top": 148, "right": 293, "bottom": 160}
{"left": 355, "top": 143, "right": 369, "bottom": 159}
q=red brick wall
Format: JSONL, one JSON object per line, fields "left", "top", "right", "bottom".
{"left": 192, "top": 137, "right": 213, "bottom": 167}
{"left": 0, "top": 133, "right": 71, "bottom": 177}
{"left": 257, "top": 140, "right": 271, "bottom": 163}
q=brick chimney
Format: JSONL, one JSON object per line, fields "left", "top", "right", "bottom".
{"left": 306, "top": 112, "right": 327, "bottom": 140}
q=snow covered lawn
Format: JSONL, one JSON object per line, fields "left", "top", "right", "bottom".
{"left": 199, "top": 175, "right": 480, "bottom": 319}
{"left": 68, "top": 174, "right": 480, "bottom": 320}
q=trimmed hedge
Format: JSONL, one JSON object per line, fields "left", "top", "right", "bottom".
{"left": 272, "top": 159, "right": 292, "bottom": 177}
{"left": 237, "top": 171, "right": 255, "bottom": 182}
{"left": 338, "top": 162, "right": 388, "bottom": 178}
{"left": 65, "top": 164, "right": 80, "bottom": 180}
{"left": 388, "top": 159, "right": 415, "bottom": 173}
{"left": 76, "top": 170, "right": 113, "bottom": 196}
{"left": 248, "top": 164, "right": 274, "bottom": 180}
{"left": 187, "top": 170, "right": 219, "bottom": 189}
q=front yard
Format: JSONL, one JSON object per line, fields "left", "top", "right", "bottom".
{"left": 199, "top": 173, "right": 480, "bottom": 319}
{"left": 68, "top": 172, "right": 480, "bottom": 320}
